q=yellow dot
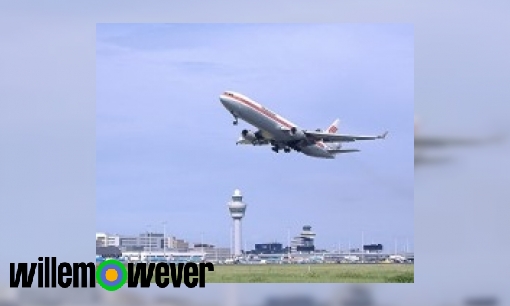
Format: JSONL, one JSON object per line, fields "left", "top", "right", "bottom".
{"left": 105, "top": 268, "right": 118, "bottom": 282}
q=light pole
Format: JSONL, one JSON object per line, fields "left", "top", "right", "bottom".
{"left": 147, "top": 225, "right": 152, "bottom": 263}
{"left": 215, "top": 241, "right": 218, "bottom": 262}
{"left": 244, "top": 238, "right": 247, "bottom": 259}
{"left": 361, "top": 230, "right": 364, "bottom": 263}
{"left": 287, "top": 228, "right": 291, "bottom": 263}
{"left": 163, "top": 221, "right": 167, "bottom": 261}
{"left": 201, "top": 232, "right": 204, "bottom": 254}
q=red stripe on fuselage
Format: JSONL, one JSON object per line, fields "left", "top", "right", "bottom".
{"left": 229, "top": 94, "right": 294, "bottom": 128}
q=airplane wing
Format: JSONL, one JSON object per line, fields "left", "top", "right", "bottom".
{"left": 303, "top": 130, "right": 388, "bottom": 143}
{"left": 236, "top": 138, "right": 271, "bottom": 145}
{"left": 327, "top": 149, "right": 360, "bottom": 154}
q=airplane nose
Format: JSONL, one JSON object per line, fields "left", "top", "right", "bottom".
{"left": 219, "top": 95, "right": 233, "bottom": 109}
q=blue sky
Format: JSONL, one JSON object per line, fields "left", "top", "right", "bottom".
{"left": 96, "top": 24, "right": 414, "bottom": 251}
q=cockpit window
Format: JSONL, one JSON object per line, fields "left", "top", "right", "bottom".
{"left": 225, "top": 92, "right": 233, "bottom": 97}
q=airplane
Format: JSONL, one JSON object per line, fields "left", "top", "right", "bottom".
{"left": 219, "top": 91, "right": 388, "bottom": 159}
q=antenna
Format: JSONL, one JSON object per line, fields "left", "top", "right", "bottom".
{"left": 162, "top": 221, "right": 167, "bottom": 261}
{"left": 287, "top": 228, "right": 291, "bottom": 262}
{"left": 361, "top": 230, "right": 364, "bottom": 263}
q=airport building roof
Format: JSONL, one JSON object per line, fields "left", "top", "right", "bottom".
{"left": 96, "top": 246, "right": 122, "bottom": 257}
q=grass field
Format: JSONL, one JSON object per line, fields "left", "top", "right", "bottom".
{"left": 204, "top": 264, "right": 414, "bottom": 283}
{"left": 126, "top": 263, "right": 414, "bottom": 283}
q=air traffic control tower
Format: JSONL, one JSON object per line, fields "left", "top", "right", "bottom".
{"left": 228, "top": 189, "right": 247, "bottom": 257}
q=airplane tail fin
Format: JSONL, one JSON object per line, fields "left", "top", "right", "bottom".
{"left": 326, "top": 119, "right": 340, "bottom": 134}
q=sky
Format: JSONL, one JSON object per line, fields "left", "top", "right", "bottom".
{"left": 96, "top": 24, "right": 414, "bottom": 251}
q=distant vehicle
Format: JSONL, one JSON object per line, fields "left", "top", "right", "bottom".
{"left": 220, "top": 91, "right": 388, "bottom": 159}
{"left": 343, "top": 255, "right": 360, "bottom": 263}
{"left": 388, "top": 254, "right": 406, "bottom": 263}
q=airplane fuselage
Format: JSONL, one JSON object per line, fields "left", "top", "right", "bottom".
{"left": 220, "top": 91, "right": 335, "bottom": 158}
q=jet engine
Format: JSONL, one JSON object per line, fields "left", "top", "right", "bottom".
{"left": 241, "top": 129, "right": 257, "bottom": 142}
{"left": 289, "top": 126, "right": 306, "bottom": 139}
{"left": 254, "top": 130, "right": 264, "bottom": 140}
{"left": 332, "top": 143, "right": 342, "bottom": 150}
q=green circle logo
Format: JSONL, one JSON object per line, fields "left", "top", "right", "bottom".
{"left": 96, "top": 259, "right": 127, "bottom": 291}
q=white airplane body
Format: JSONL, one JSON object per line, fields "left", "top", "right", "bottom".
{"left": 219, "top": 91, "right": 388, "bottom": 159}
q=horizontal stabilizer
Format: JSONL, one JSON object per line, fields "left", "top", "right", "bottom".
{"left": 328, "top": 149, "right": 360, "bottom": 154}
{"left": 303, "top": 130, "right": 388, "bottom": 142}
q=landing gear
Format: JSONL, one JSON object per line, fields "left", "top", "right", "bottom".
{"left": 231, "top": 112, "right": 238, "bottom": 125}
{"left": 272, "top": 142, "right": 298, "bottom": 154}
{"left": 273, "top": 146, "right": 291, "bottom": 153}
